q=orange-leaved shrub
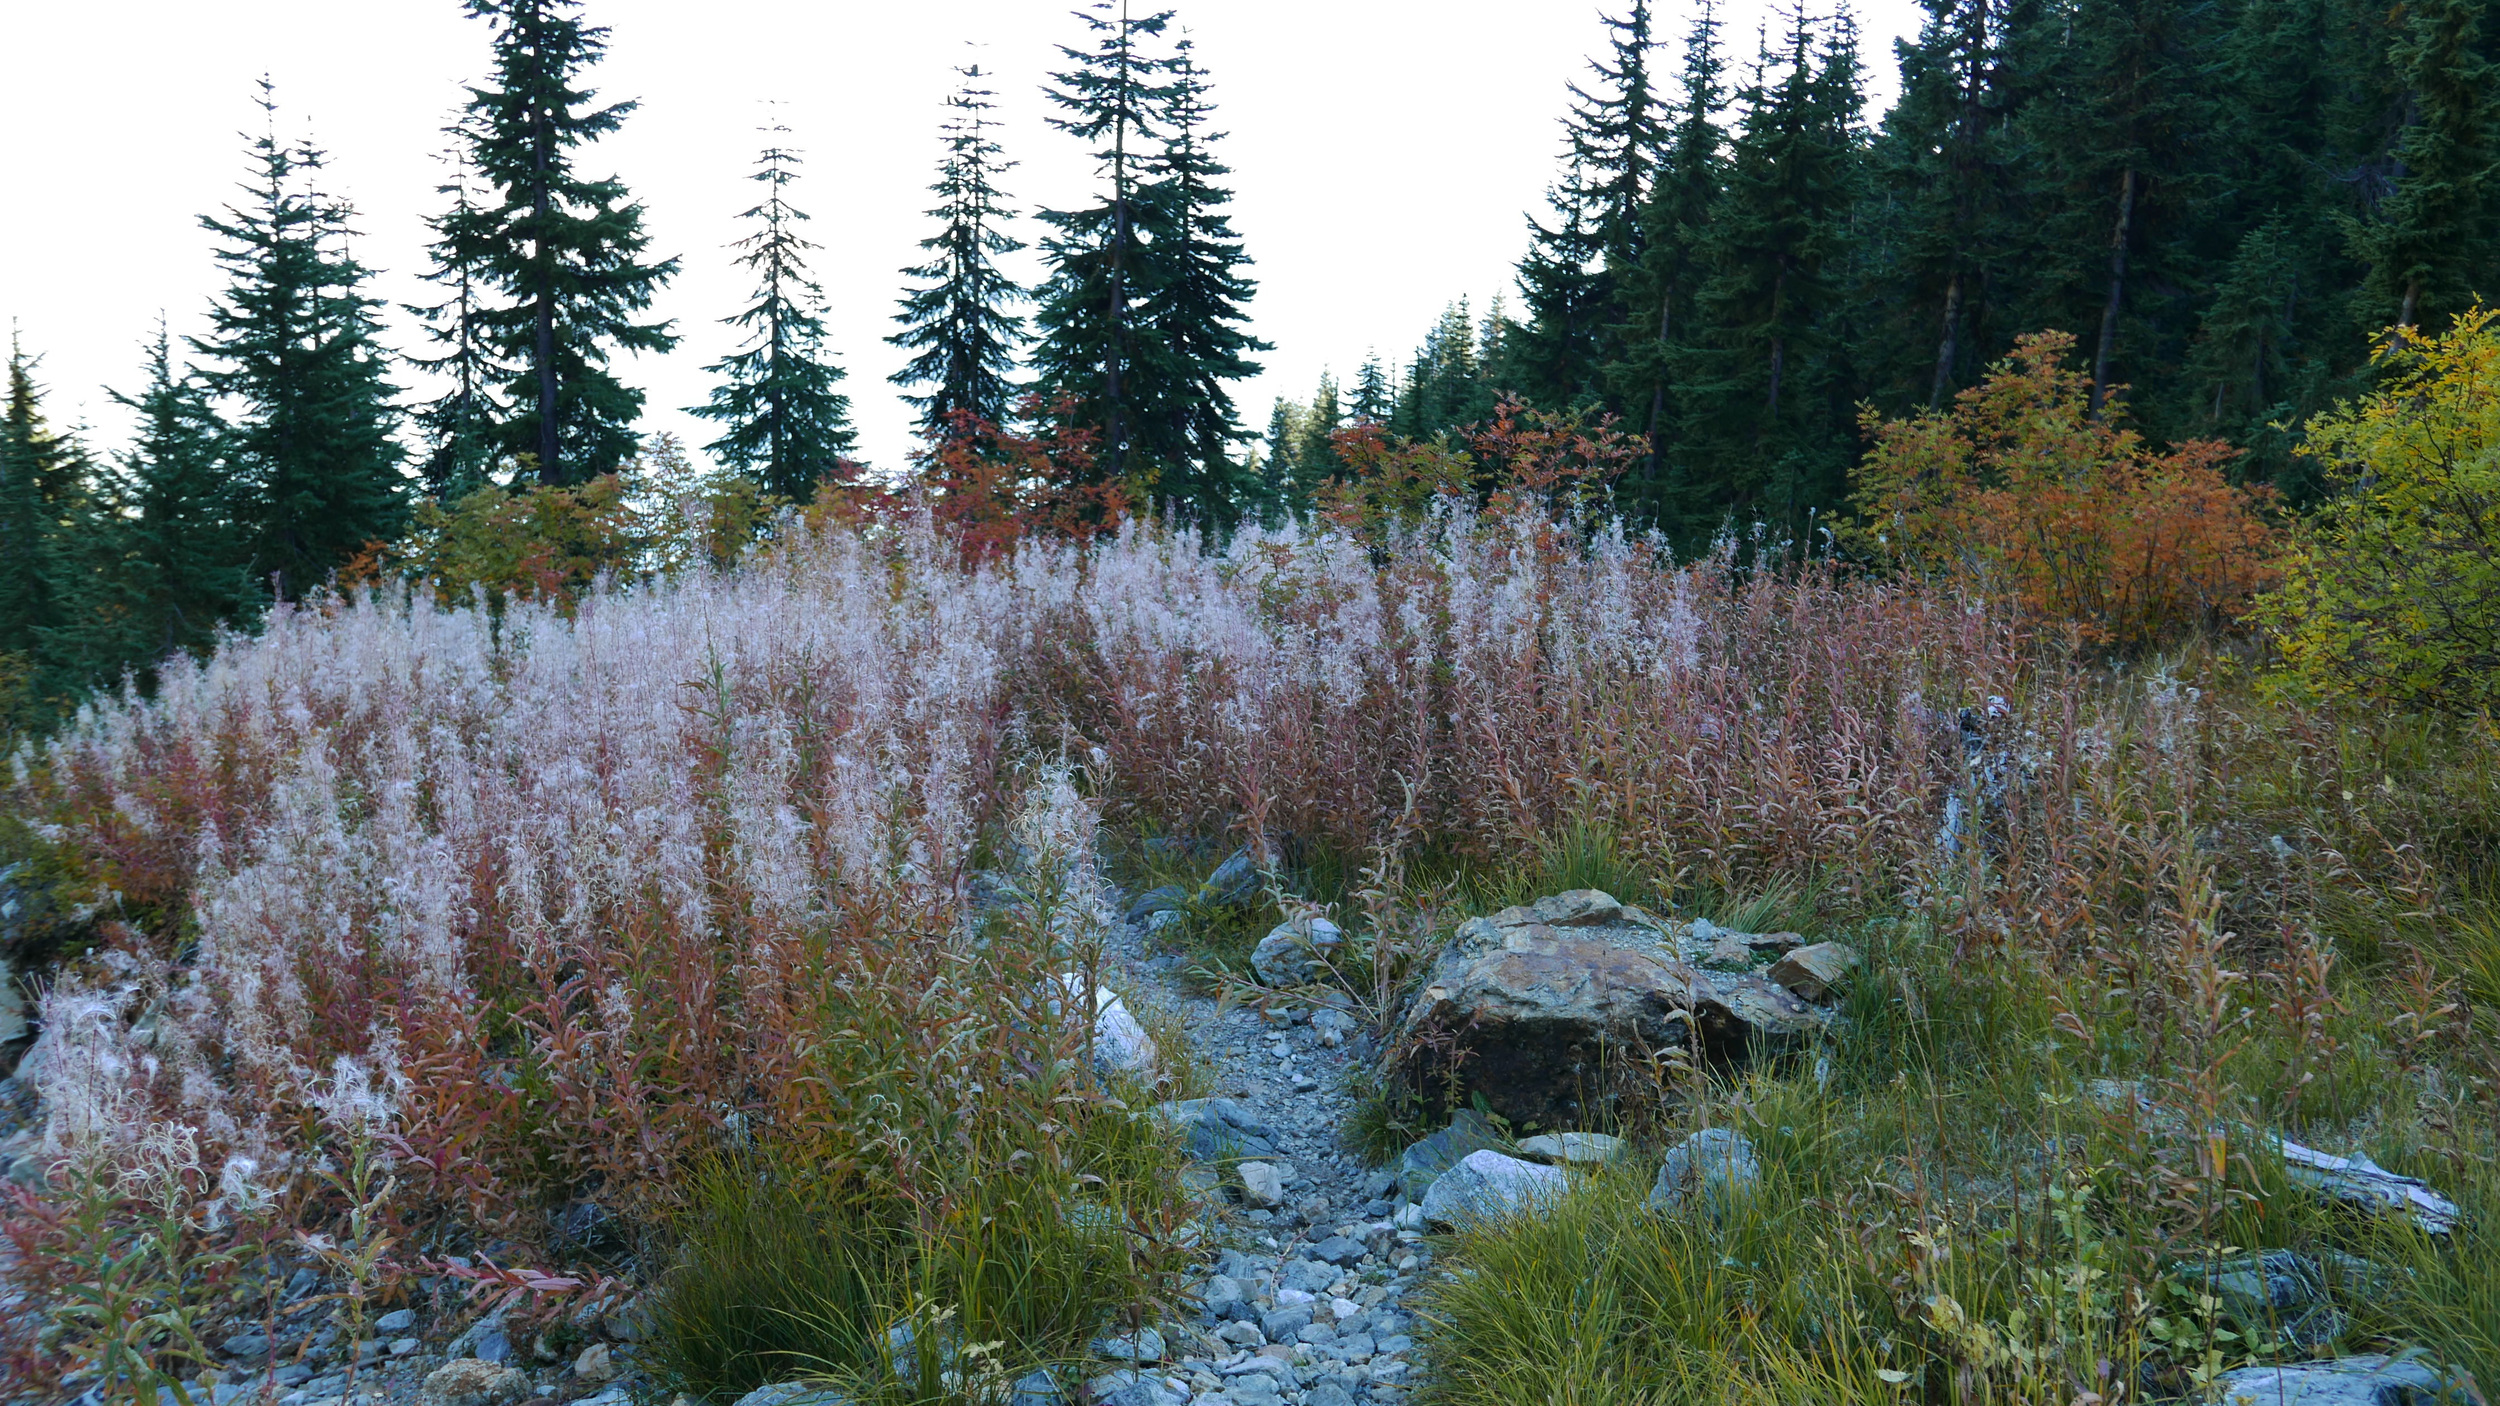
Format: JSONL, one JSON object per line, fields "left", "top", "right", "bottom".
{"left": 913, "top": 397, "right": 1133, "bottom": 563}
{"left": 1852, "top": 331, "right": 2280, "bottom": 648}
{"left": 1319, "top": 396, "right": 1641, "bottom": 533}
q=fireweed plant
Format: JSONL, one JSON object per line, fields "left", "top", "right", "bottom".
{"left": 3, "top": 502, "right": 2496, "bottom": 1398}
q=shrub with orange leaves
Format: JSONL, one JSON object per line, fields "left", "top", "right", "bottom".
{"left": 1851, "top": 331, "right": 2280, "bottom": 648}
{"left": 1318, "top": 396, "right": 1640, "bottom": 534}
{"left": 915, "top": 396, "right": 1132, "bottom": 563}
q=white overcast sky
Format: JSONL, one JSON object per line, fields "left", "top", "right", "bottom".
{"left": 1, "top": 0, "right": 1925, "bottom": 477}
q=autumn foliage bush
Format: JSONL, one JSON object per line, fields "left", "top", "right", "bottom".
{"left": 2257, "top": 308, "right": 2500, "bottom": 714}
{"left": 1852, "top": 332, "right": 2281, "bottom": 648}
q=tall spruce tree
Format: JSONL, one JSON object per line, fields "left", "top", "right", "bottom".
{"left": 105, "top": 322, "right": 255, "bottom": 670}
{"left": 1139, "top": 36, "right": 1269, "bottom": 526}
{"left": 0, "top": 337, "right": 92, "bottom": 719}
{"left": 691, "top": 127, "right": 856, "bottom": 500}
{"left": 1614, "top": 1, "right": 1728, "bottom": 511}
{"left": 1033, "top": 1, "right": 1180, "bottom": 490}
{"left": 1513, "top": 3, "right": 1669, "bottom": 413}
{"left": 1256, "top": 396, "right": 1302, "bottom": 525}
{"left": 892, "top": 65, "right": 1029, "bottom": 437}
{"left": 456, "top": 0, "right": 679, "bottom": 485}
{"left": 1673, "top": 10, "right": 1868, "bottom": 540}
{"left": 1350, "top": 354, "right": 1394, "bottom": 423}
{"left": 191, "top": 82, "right": 403, "bottom": 601}
{"left": 408, "top": 119, "right": 508, "bottom": 500}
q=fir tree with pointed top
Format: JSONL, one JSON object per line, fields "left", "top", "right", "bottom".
{"left": 191, "top": 80, "right": 403, "bottom": 601}
{"left": 0, "top": 337, "right": 92, "bottom": 722}
{"left": 1032, "top": 0, "right": 1180, "bottom": 492}
{"left": 1255, "top": 396, "right": 1303, "bottom": 526}
{"left": 1140, "top": 35, "right": 1269, "bottom": 527}
{"left": 691, "top": 128, "right": 856, "bottom": 501}
{"left": 409, "top": 117, "right": 509, "bottom": 500}
{"left": 1614, "top": 0, "right": 1727, "bottom": 511}
{"left": 1350, "top": 354, "right": 1394, "bottom": 423}
{"left": 892, "top": 65, "right": 1029, "bottom": 438}
{"left": 457, "top": 0, "right": 679, "bottom": 485}
{"left": 104, "top": 321, "right": 256, "bottom": 670}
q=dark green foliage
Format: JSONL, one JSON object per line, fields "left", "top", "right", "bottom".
{"left": 1350, "top": 354, "right": 1394, "bottom": 423}
{"left": 690, "top": 131, "right": 857, "bottom": 501}
{"left": 890, "top": 66, "right": 1028, "bottom": 437}
{"left": 100, "top": 325, "right": 256, "bottom": 674}
{"left": 190, "top": 83, "right": 403, "bottom": 601}
{"left": 1137, "top": 38, "right": 1269, "bottom": 529}
{"left": 2352, "top": 0, "right": 2498, "bottom": 334}
{"left": 454, "top": 0, "right": 678, "bottom": 485}
{"left": 408, "top": 120, "right": 509, "bottom": 501}
{"left": 1031, "top": 2, "right": 1180, "bottom": 489}
{"left": 0, "top": 339, "right": 97, "bottom": 730}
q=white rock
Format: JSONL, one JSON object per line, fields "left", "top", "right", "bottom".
{"left": 1417, "top": 1149, "right": 1568, "bottom": 1228}
{"left": 1329, "top": 1298, "right": 1360, "bottom": 1320}
{"left": 1053, "top": 972, "right": 1158, "bottom": 1076}
{"left": 2211, "top": 1354, "right": 2467, "bottom": 1406}
{"left": 1237, "top": 1161, "right": 1286, "bottom": 1208}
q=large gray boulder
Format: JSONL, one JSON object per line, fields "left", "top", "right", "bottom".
{"left": 1392, "top": 891, "right": 1830, "bottom": 1129}
{"left": 2210, "top": 1354, "right": 2471, "bottom": 1406}
{"left": 1418, "top": 1149, "right": 1569, "bottom": 1228}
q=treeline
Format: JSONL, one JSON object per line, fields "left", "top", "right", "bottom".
{"left": 9, "top": 0, "right": 2499, "bottom": 732}
{"left": 0, "top": 0, "right": 1259, "bottom": 733}
{"left": 1261, "top": 0, "right": 2500, "bottom": 543}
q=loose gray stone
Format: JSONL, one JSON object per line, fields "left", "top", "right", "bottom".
{"left": 1311, "top": 1235, "right": 1367, "bottom": 1267}
{"left": 1260, "top": 1306, "right": 1313, "bottom": 1343}
{"left": 1201, "top": 851, "right": 1264, "bottom": 907}
{"left": 1126, "top": 886, "right": 1192, "bottom": 922}
{"left": 1092, "top": 1327, "right": 1166, "bottom": 1363}
{"left": 420, "top": 1360, "right": 526, "bottom": 1406}
{"left": 1418, "top": 1149, "right": 1569, "bottom": 1228}
{"left": 1087, "top": 1369, "right": 1185, "bottom": 1406}
{"left": 1214, "top": 1320, "right": 1266, "bottom": 1349}
{"left": 1238, "top": 1162, "right": 1286, "bottom": 1208}
{"left": 731, "top": 1383, "right": 851, "bottom": 1406}
{"left": 1282, "top": 1259, "right": 1339, "bottom": 1293}
{"left": 373, "top": 1310, "right": 417, "bottom": 1335}
{"left": 1009, "top": 1369, "right": 1064, "bottom": 1406}
{"left": 1307, "top": 1384, "right": 1360, "bottom": 1406}
{"left": 1516, "top": 1131, "right": 1631, "bottom": 1167}
{"left": 1646, "top": 1128, "right": 1761, "bottom": 1217}
{"left": 1394, "top": 1109, "right": 1509, "bottom": 1201}
{"left": 2210, "top": 1354, "right": 2468, "bottom": 1406}
{"left": 1251, "top": 916, "right": 1345, "bottom": 987}
{"left": 1154, "top": 1098, "right": 1278, "bottom": 1162}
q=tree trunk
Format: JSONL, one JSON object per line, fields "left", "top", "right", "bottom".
{"left": 2090, "top": 167, "right": 2137, "bottom": 417}
{"left": 1930, "top": 269, "right": 1965, "bottom": 408}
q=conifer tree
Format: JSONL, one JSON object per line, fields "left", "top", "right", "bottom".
{"left": 2353, "top": 0, "right": 2496, "bottom": 334}
{"left": 1255, "top": 396, "right": 1304, "bottom": 525}
{"left": 1677, "top": 11, "right": 1867, "bottom": 537}
{"left": 1350, "top": 354, "right": 1394, "bottom": 423}
{"left": 0, "top": 338, "right": 88, "bottom": 716}
{"left": 1513, "top": 3, "right": 1669, "bottom": 412}
{"left": 456, "top": 0, "right": 679, "bottom": 485}
{"left": 105, "top": 322, "right": 255, "bottom": 669}
{"left": 1614, "top": 1, "right": 1727, "bottom": 507}
{"left": 191, "top": 82, "right": 404, "bottom": 600}
{"left": 1299, "top": 370, "right": 1345, "bottom": 488}
{"left": 1033, "top": 1, "right": 1180, "bottom": 490}
{"left": 409, "top": 119, "right": 508, "bottom": 500}
{"left": 892, "top": 65, "right": 1028, "bottom": 437}
{"left": 1139, "top": 36, "right": 1269, "bottom": 526}
{"left": 690, "top": 127, "right": 856, "bottom": 501}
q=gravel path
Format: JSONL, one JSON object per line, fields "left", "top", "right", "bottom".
{"left": 1097, "top": 909, "right": 1434, "bottom": 1406}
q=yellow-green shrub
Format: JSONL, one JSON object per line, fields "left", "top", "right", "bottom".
{"left": 2258, "top": 309, "right": 2500, "bottom": 714}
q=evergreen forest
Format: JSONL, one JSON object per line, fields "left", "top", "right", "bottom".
{"left": 7, "top": 0, "right": 2500, "bottom": 730}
